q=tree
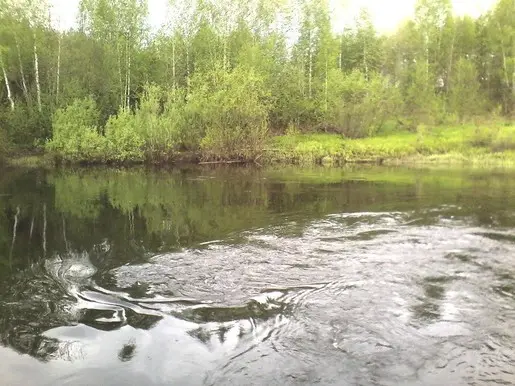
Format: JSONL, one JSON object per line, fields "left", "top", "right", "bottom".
{"left": 487, "top": 0, "right": 515, "bottom": 115}
{"left": 448, "top": 58, "right": 484, "bottom": 121}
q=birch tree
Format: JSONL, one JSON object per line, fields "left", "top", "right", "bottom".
{"left": 0, "top": 48, "right": 14, "bottom": 111}
{"left": 488, "top": 0, "right": 515, "bottom": 115}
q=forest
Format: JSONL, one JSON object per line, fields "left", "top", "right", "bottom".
{"left": 0, "top": 0, "right": 514, "bottom": 164}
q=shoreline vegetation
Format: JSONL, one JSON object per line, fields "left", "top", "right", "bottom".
{"left": 264, "top": 124, "right": 515, "bottom": 168}
{"left": 0, "top": 0, "right": 514, "bottom": 168}
{"left": 4, "top": 123, "right": 515, "bottom": 169}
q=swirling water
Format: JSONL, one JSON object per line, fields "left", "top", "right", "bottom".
{"left": 0, "top": 166, "right": 515, "bottom": 385}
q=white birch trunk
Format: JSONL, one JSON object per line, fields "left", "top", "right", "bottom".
{"left": 363, "top": 35, "right": 368, "bottom": 81}
{"left": 10, "top": 206, "right": 20, "bottom": 264}
{"left": 424, "top": 33, "right": 429, "bottom": 88}
{"left": 126, "top": 49, "right": 131, "bottom": 108}
{"left": 186, "top": 44, "right": 191, "bottom": 95}
{"left": 118, "top": 43, "right": 124, "bottom": 108}
{"left": 308, "top": 44, "right": 313, "bottom": 99}
{"left": 1, "top": 59, "right": 14, "bottom": 111}
{"left": 172, "top": 38, "right": 176, "bottom": 90}
{"left": 42, "top": 203, "right": 47, "bottom": 258}
{"left": 33, "top": 34, "right": 42, "bottom": 112}
{"left": 29, "top": 215, "right": 34, "bottom": 240}
{"left": 15, "top": 37, "right": 30, "bottom": 104}
{"left": 223, "top": 38, "right": 227, "bottom": 71}
{"left": 324, "top": 58, "right": 328, "bottom": 112}
{"left": 56, "top": 33, "right": 61, "bottom": 104}
{"left": 124, "top": 40, "right": 129, "bottom": 109}
{"left": 339, "top": 35, "right": 343, "bottom": 70}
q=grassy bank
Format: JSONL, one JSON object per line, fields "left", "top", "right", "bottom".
{"left": 264, "top": 124, "right": 515, "bottom": 168}
{"left": 4, "top": 124, "right": 515, "bottom": 169}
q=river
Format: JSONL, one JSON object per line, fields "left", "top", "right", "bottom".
{"left": 0, "top": 165, "right": 514, "bottom": 385}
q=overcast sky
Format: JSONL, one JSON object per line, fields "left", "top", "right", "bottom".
{"left": 49, "top": 0, "right": 498, "bottom": 32}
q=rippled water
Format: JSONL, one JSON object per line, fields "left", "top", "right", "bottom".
{"left": 1, "top": 166, "right": 515, "bottom": 385}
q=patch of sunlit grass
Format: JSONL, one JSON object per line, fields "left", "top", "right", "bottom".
{"left": 265, "top": 124, "right": 515, "bottom": 168}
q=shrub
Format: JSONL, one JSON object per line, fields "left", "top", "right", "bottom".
{"left": 491, "top": 126, "right": 515, "bottom": 151}
{"left": 448, "top": 58, "right": 486, "bottom": 122}
{"left": 0, "top": 106, "right": 51, "bottom": 149}
{"left": 402, "top": 61, "right": 441, "bottom": 126}
{"left": 325, "top": 70, "right": 402, "bottom": 138}
{"left": 189, "top": 65, "right": 270, "bottom": 160}
{"left": 104, "top": 109, "right": 144, "bottom": 162}
{"left": 46, "top": 97, "right": 107, "bottom": 162}
{"left": 134, "top": 85, "right": 184, "bottom": 162}
{"left": 0, "top": 125, "right": 8, "bottom": 161}
{"left": 468, "top": 126, "right": 498, "bottom": 148}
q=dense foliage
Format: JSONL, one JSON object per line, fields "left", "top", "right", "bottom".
{"left": 0, "top": 0, "right": 514, "bottom": 162}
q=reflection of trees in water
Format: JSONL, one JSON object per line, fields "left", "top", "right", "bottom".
{"left": 0, "top": 270, "right": 82, "bottom": 362}
{"left": 3, "top": 168, "right": 515, "bottom": 277}
{"left": 1, "top": 167, "right": 515, "bottom": 364}
{"left": 0, "top": 248, "right": 161, "bottom": 362}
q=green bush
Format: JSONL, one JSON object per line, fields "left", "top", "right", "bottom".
{"left": 0, "top": 125, "right": 8, "bottom": 161}
{"left": 189, "top": 65, "right": 270, "bottom": 160}
{"left": 0, "top": 106, "right": 51, "bottom": 150}
{"left": 134, "top": 85, "right": 184, "bottom": 162}
{"left": 104, "top": 109, "right": 144, "bottom": 162}
{"left": 468, "top": 126, "right": 498, "bottom": 148}
{"left": 46, "top": 97, "right": 107, "bottom": 162}
{"left": 448, "top": 58, "right": 486, "bottom": 122}
{"left": 491, "top": 126, "right": 515, "bottom": 151}
{"left": 402, "top": 61, "right": 441, "bottom": 126}
{"left": 325, "top": 70, "right": 402, "bottom": 138}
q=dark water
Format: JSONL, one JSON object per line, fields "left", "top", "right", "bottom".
{"left": 1, "top": 165, "right": 515, "bottom": 385}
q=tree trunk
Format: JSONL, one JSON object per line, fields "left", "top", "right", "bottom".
{"left": 56, "top": 33, "right": 61, "bottom": 105}
{"left": 1, "top": 58, "right": 14, "bottom": 111}
{"left": 339, "top": 35, "right": 343, "bottom": 70}
{"left": 324, "top": 58, "right": 328, "bottom": 112}
{"left": 117, "top": 42, "right": 124, "bottom": 108}
{"left": 425, "top": 33, "right": 429, "bottom": 87}
{"left": 29, "top": 214, "right": 34, "bottom": 241}
{"left": 62, "top": 215, "right": 69, "bottom": 252}
{"left": 10, "top": 206, "right": 20, "bottom": 266}
{"left": 33, "top": 34, "right": 42, "bottom": 112}
{"left": 42, "top": 203, "right": 47, "bottom": 258}
{"left": 444, "top": 26, "right": 456, "bottom": 116}
{"left": 126, "top": 48, "right": 131, "bottom": 109}
{"left": 363, "top": 34, "right": 368, "bottom": 80}
{"left": 124, "top": 41, "right": 128, "bottom": 109}
{"left": 172, "top": 38, "right": 176, "bottom": 90}
{"left": 186, "top": 44, "right": 191, "bottom": 95}
{"left": 447, "top": 27, "right": 456, "bottom": 92}
{"left": 511, "top": 40, "right": 515, "bottom": 114}
{"left": 15, "top": 36, "right": 30, "bottom": 105}
{"left": 500, "top": 42, "right": 510, "bottom": 113}
{"left": 308, "top": 40, "right": 313, "bottom": 99}
{"left": 223, "top": 38, "right": 227, "bottom": 71}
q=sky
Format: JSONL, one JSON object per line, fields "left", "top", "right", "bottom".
{"left": 49, "top": 0, "right": 498, "bottom": 32}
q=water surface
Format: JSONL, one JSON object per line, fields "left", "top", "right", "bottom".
{"left": 1, "top": 166, "right": 515, "bottom": 385}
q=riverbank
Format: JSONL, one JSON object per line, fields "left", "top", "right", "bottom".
{"left": 264, "top": 124, "right": 515, "bottom": 168}
{"left": 4, "top": 124, "right": 515, "bottom": 169}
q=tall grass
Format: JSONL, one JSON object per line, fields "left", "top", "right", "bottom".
{"left": 265, "top": 124, "right": 515, "bottom": 167}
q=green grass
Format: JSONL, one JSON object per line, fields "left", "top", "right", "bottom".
{"left": 264, "top": 124, "right": 515, "bottom": 168}
{"left": 6, "top": 154, "right": 54, "bottom": 168}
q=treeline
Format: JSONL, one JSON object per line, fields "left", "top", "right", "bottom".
{"left": 0, "top": 0, "right": 514, "bottom": 162}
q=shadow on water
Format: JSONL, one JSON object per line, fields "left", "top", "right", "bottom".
{"left": 0, "top": 166, "right": 515, "bottom": 384}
